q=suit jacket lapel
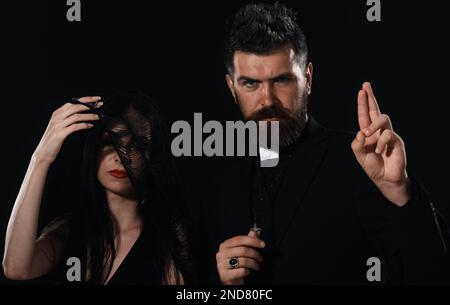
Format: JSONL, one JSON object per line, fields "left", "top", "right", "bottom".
{"left": 218, "top": 156, "right": 255, "bottom": 240}
{"left": 274, "top": 117, "right": 329, "bottom": 247}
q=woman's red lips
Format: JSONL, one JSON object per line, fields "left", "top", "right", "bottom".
{"left": 108, "top": 170, "right": 127, "bottom": 179}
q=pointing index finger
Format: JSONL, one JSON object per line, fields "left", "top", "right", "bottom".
{"left": 357, "top": 89, "right": 371, "bottom": 130}
{"left": 362, "top": 82, "right": 381, "bottom": 121}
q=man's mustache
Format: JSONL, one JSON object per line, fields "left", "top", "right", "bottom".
{"left": 247, "top": 104, "right": 292, "bottom": 122}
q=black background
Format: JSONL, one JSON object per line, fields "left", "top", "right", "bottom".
{"left": 1, "top": 0, "right": 449, "bottom": 285}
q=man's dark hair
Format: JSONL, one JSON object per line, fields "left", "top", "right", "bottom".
{"left": 224, "top": 2, "right": 308, "bottom": 74}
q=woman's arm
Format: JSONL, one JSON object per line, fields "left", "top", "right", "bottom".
{"left": 3, "top": 155, "right": 57, "bottom": 279}
{"left": 2, "top": 96, "right": 101, "bottom": 280}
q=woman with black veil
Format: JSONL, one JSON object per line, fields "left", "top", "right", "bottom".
{"left": 3, "top": 91, "right": 193, "bottom": 284}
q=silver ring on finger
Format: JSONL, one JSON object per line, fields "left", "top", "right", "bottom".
{"left": 229, "top": 257, "right": 239, "bottom": 269}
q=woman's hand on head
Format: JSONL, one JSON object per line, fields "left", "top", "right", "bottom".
{"left": 33, "top": 96, "right": 102, "bottom": 165}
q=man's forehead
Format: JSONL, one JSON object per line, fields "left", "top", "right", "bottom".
{"left": 232, "top": 47, "right": 300, "bottom": 78}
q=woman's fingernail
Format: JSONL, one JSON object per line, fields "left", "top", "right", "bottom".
{"left": 363, "top": 128, "right": 370, "bottom": 136}
{"left": 260, "top": 241, "right": 265, "bottom": 247}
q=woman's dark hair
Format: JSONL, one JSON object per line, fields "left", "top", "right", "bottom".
{"left": 60, "top": 90, "right": 192, "bottom": 284}
{"left": 224, "top": 2, "right": 308, "bottom": 73}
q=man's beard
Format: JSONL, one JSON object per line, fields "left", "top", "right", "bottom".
{"left": 239, "top": 93, "right": 309, "bottom": 149}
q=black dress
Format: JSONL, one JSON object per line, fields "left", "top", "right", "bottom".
{"left": 51, "top": 229, "right": 161, "bottom": 285}
{"left": 105, "top": 230, "right": 159, "bottom": 285}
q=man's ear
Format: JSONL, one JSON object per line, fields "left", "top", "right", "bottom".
{"left": 225, "top": 74, "right": 237, "bottom": 104}
{"left": 305, "top": 62, "right": 313, "bottom": 95}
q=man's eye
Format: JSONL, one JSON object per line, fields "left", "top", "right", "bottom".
{"left": 243, "top": 80, "right": 258, "bottom": 88}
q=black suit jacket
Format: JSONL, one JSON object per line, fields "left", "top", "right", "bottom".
{"left": 192, "top": 117, "right": 449, "bottom": 284}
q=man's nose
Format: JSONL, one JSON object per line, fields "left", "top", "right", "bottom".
{"left": 260, "top": 82, "right": 276, "bottom": 107}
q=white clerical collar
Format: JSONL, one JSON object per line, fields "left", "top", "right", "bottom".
{"left": 259, "top": 146, "right": 279, "bottom": 162}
